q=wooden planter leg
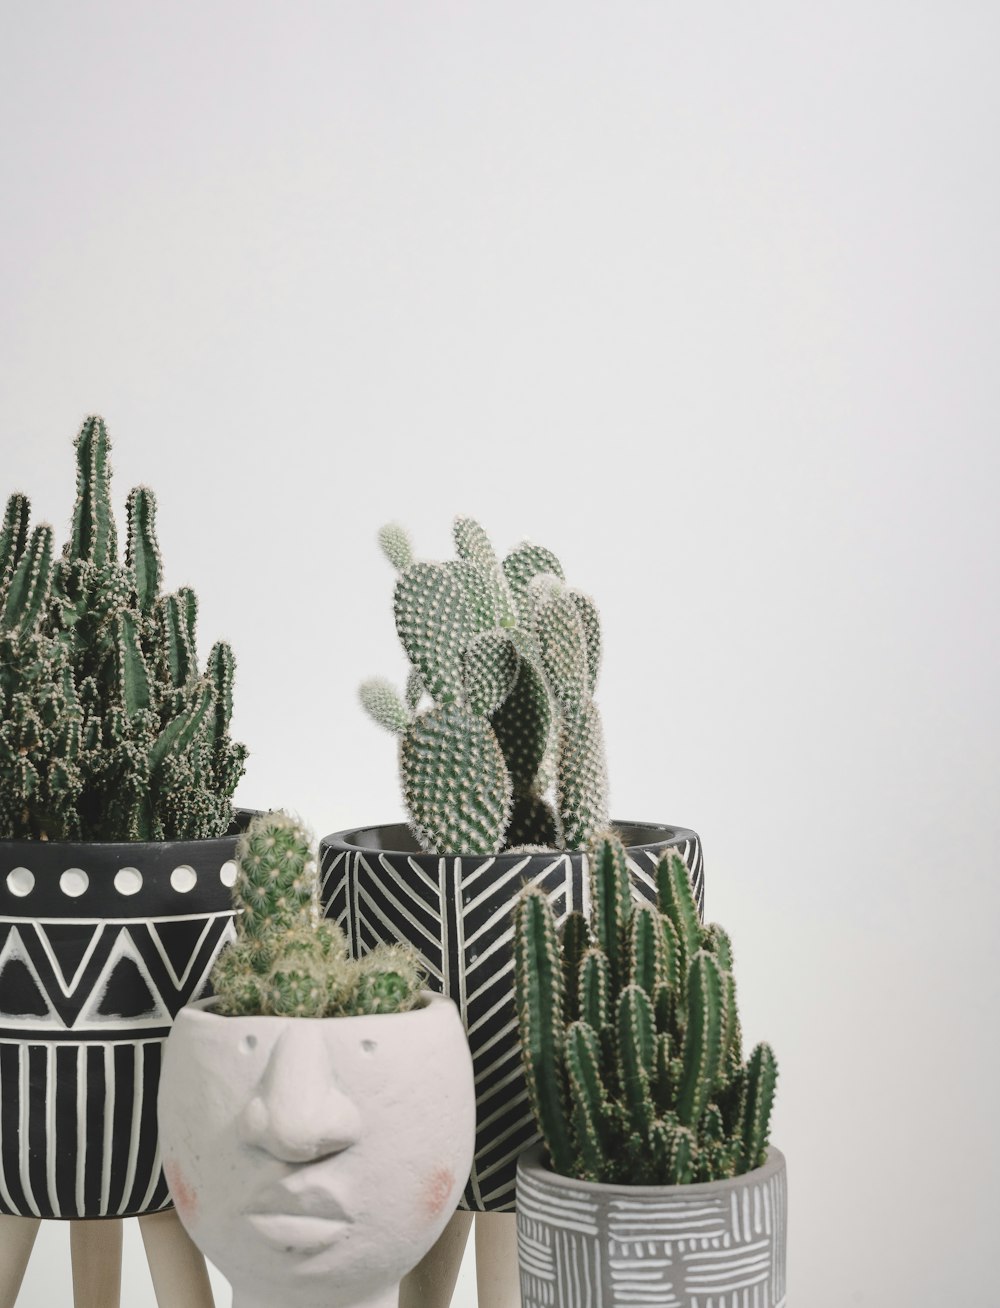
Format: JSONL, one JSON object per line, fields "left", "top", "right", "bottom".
{"left": 70, "top": 1219, "right": 123, "bottom": 1308}
{"left": 138, "top": 1208, "right": 214, "bottom": 1308}
{"left": 0, "top": 1215, "right": 40, "bottom": 1308}
{"left": 399, "top": 1208, "right": 473, "bottom": 1308}
{"left": 474, "top": 1212, "right": 519, "bottom": 1308}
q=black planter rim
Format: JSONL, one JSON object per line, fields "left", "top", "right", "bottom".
{"left": 517, "top": 1142, "right": 786, "bottom": 1199}
{"left": 0, "top": 809, "right": 259, "bottom": 915}
{"left": 0, "top": 807, "right": 257, "bottom": 857}
{"left": 322, "top": 819, "right": 697, "bottom": 860}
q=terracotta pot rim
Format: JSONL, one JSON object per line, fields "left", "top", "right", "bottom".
{"left": 517, "top": 1141, "right": 786, "bottom": 1198}
{"left": 321, "top": 819, "right": 697, "bottom": 860}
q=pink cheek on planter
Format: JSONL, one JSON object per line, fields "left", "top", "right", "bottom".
{"left": 422, "top": 1165, "right": 455, "bottom": 1221}
{"left": 164, "top": 1160, "right": 198, "bottom": 1222}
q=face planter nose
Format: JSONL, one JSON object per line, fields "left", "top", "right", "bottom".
{"left": 239, "top": 1024, "right": 362, "bottom": 1164}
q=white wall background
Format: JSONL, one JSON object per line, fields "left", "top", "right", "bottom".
{"left": 1, "top": 2, "right": 998, "bottom": 1304}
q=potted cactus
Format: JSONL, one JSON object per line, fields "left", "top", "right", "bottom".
{"left": 159, "top": 810, "right": 476, "bottom": 1308}
{"left": 320, "top": 518, "right": 704, "bottom": 1304}
{"left": 513, "top": 829, "right": 786, "bottom": 1307}
{"left": 0, "top": 416, "right": 248, "bottom": 1236}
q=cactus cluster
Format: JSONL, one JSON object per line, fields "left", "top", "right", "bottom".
{"left": 514, "top": 830, "right": 778, "bottom": 1186}
{"left": 212, "top": 810, "right": 424, "bottom": 1019}
{"left": 360, "top": 518, "right": 608, "bottom": 855}
{"left": 0, "top": 417, "right": 246, "bottom": 842}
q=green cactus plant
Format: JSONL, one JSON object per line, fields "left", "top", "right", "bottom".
{"left": 0, "top": 416, "right": 246, "bottom": 841}
{"left": 211, "top": 810, "right": 425, "bottom": 1019}
{"left": 514, "top": 829, "right": 778, "bottom": 1186}
{"left": 360, "top": 517, "right": 609, "bottom": 855}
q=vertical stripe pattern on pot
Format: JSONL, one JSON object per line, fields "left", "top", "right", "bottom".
{"left": 0, "top": 836, "right": 240, "bottom": 1219}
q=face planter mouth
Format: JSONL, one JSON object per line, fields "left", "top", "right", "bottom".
{"left": 245, "top": 1212, "right": 352, "bottom": 1254}
{"left": 244, "top": 1180, "right": 353, "bottom": 1253}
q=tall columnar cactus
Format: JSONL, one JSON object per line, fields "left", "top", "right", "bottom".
{"left": 514, "top": 830, "right": 778, "bottom": 1186}
{"left": 359, "top": 518, "right": 609, "bottom": 855}
{"left": 0, "top": 416, "right": 247, "bottom": 842}
{"left": 211, "top": 811, "right": 424, "bottom": 1019}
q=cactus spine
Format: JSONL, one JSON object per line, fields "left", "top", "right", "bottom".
{"left": 0, "top": 417, "right": 246, "bottom": 841}
{"left": 360, "top": 517, "right": 609, "bottom": 854}
{"left": 211, "top": 811, "right": 424, "bottom": 1019}
{"left": 514, "top": 830, "right": 778, "bottom": 1186}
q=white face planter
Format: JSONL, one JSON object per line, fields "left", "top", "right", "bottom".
{"left": 158, "top": 993, "right": 475, "bottom": 1308}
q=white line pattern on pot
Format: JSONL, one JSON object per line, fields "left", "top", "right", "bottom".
{"left": 322, "top": 831, "right": 705, "bottom": 1212}
{"left": 517, "top": 1153, "right": 787, "bottom": 1308}
{"left": 0, "top": 893, "right": 236, "bottom": 1218}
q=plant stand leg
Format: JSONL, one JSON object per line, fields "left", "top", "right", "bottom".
{"left": 0, "top": 1215, "right": 40, "bottom": 1308}
{"left": 70, "top": 1219, "right": 123, "bottom": 1308}
{"left": 399, "top": 1208, "right": 473, "bottom": 1308}
{"left": 474, "top": 1212, "right": 519, "bottom": 1308}
{"left": 138, "top": 1208, "right": 214, "bottom": 1308}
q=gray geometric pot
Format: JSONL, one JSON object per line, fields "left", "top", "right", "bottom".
{"left": 517, "top": 1143, "right": 787, "bottom": 1308}
{"left": 0, "top": 821, "right": 246, "bottom": 1219}
{"left": 319, "top": 819, "right": 704, "bottom": 1214}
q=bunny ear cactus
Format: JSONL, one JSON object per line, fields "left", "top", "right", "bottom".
{"left": 0, "top": 416, "right": 246, "bottom": 841}
{"left": 211, "top": 811, "right": 425, "bottom": 1019}
{"left": 514, "top": 829, "right": 778, "bottom": 1187}
{"left": 360, "top": 516, "right": 610, "bottom": 855}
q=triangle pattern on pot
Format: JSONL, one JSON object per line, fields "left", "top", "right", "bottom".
{"left": 145, "top": 917, "right": 217, "bottom": 990}
{"left": 75, "top": 929, "right": 173, "bottom": 1030}
{"left": 31, "top": 921, "right": 107, "bottom": 998}
{"left": 137, "top": 915, "right": 236, "bottom": 1011}
{"left": 0, "top": 927, "right": 65, "bottom": 1028}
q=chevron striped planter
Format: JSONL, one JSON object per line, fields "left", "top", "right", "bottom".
{"left": 516, "top": 1143, "right": 787, "bottom": 1308}
{"left": 319, "top": 820, "right": 704, "bottom": 1213}
{"left": 0, "top": 824, "right": 243, "bottom": 1219}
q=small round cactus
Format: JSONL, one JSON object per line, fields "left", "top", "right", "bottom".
{"left": 212, "top": 810, "right": 424, "bottom": 1019}
{"left": 353, "top": 946, "right": 424, "bottom": 1015}
{"left": 231, "top": 810, "right": 317, "bottom": 931}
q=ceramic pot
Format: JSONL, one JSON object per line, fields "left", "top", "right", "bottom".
{"left": 319, "top": 820, "right": 704, "bottom": 1212}
{"left": 516, "top": 1143, "right": 788, "bottom": 1307}
{"left": 0, "top": 822, "right": 246, "bottom": 1219}
{"left": 158, "top": 992, "right": 476, "bottom": 1308}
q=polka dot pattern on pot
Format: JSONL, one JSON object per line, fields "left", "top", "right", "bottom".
{"left": 170, "top": 865, "right": 198, "bottom": 893}
{"left": 1, "top": 859, "right": 240, "bottom": 899}
{"left": 60, "top": 869, "right": 89, "bottom": 898}
{"left": 6, "top": 867, "right": 34, "bottom": 897}
{"left": 114, "top": 867, "right": 143, "bottom": 896}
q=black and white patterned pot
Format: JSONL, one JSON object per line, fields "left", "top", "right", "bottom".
{"left": 516, "top": 1143, "right": 787, "bottom": 1308}
{"left": 319, "top": 820, "right": 704, "bottom": 1213}
{"left": 0, "top": 821, "right": 246, "bottom": 1219}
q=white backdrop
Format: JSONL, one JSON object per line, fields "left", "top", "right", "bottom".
{"left": 1, "top": 3, "right": 998, "bottom": 1305}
